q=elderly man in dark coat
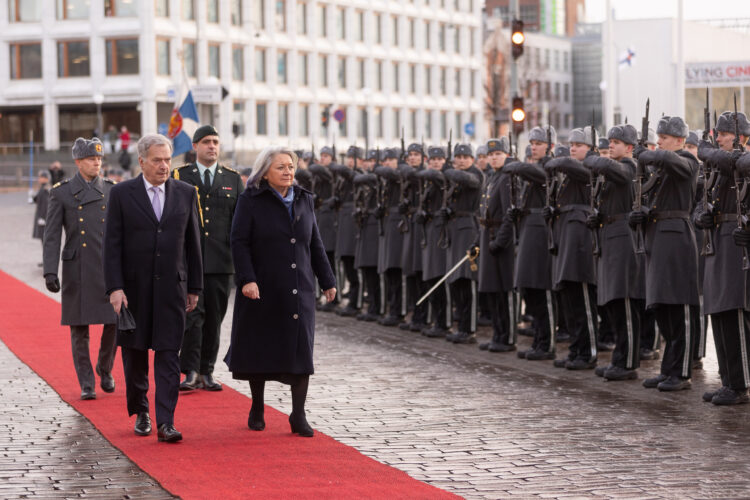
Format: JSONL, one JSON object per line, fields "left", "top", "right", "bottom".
{"left": 43, "top": 137, "right": 117, "bottom": 400}
{"left": 104, "top": 134, "right": 203, "bottom": 443}
{"left": 225, "top": 146, "right": 336, "bottom": 438}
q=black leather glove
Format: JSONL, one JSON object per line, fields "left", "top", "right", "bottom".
{"left": 468, "top": 245, "right": 480, "bottom": 259}
{"left": 585, "top": 149, "right": 600, "bottom": 159}
{"left": 373, "top": 206, "right": 386, "bottom": 219}
{"left": 628, "top": 210, "right": 647, "bottom": 229}
{"left": 506, "top": 207, "right": 522, "bottom": 222}
{"left": 313, "top": 194, "right": 322, "bottom": 209}
{"left": 542, "top": 206, "right": 556, "bottom": 222}
{"left": 733, "top": 227, "right": 750, "bottom": 247}
{"left": 698, "top": 139, "right": 716, "bottom": 151}
{"left": 633, "top": 144, "right": 647, "bottom": 160}
{"left": 696, "top": 210, "right": 715, "bottom": 229}
{"left": 45, "top": 274, "right": 60, "bottom": 293}
{"left": 731, "top": 149, "right": 744, "bottom": 166}
{"left": 415, "top": 210, "right": 427, "bottom": 225}
{"left": 398, "top": 200, "right": 410, "bottom": 214}
{"left": 539, "top": 155, "right": 552, "bottom": 167}
{"left": 438, "top": 207, "right": 454, "bottom": 220}
{"left": 489, "top": 238, "right": 503, "bottom": 256}
{"left": 330, "top": 196, "right": 341, "bottom": 210}
{"left": 586, "top": 212, "right": 601, "bottom": 229}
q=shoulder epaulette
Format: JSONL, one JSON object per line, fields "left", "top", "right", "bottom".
{"left": 51, "top": 179, "right": 69, "bottom": 189}
{"left": 104, "top": 178, "right": 116, "bottom": 184}
{"left": 221, "top": 165, "right": 239, "bottom": 174}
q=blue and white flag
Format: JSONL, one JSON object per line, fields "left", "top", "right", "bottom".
{"left": 167, "top": 80, "right": 200, "bottom": 157}
{"left": 619, "top": 48, "right": 636, "bottom": 70}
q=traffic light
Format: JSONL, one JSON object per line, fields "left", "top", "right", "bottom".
{"left": 321, "top": 108, "right": 330, "bottom": 129}
{"left": 511, "top": 19, "right": 524, "bottom": 60}
{"left": 511, "top": 96, "right": 525, "bottom": 136}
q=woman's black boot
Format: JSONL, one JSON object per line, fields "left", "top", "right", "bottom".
{"left": 289, "top": 376, "right": 313, "bottom": 437}
{"left": 248, "top": 380, "right": 266, "bottom": 431}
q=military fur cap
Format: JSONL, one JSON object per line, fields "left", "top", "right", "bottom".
{"left": 382, "top": 148, "right": 399, "bottom": 160}
{"left": 486, "top": 138, "right": 509, "bottom": 154}
{"left": 715, "top": 111, "right": 750, "bottom": 136}
{"left": 72, "top": 137, "right": 104, "bottom": 159}
{"left": 366, "top": 149, "right": 379, "bottom": 161}
{"left": 346, "top": 146, "right": 363, "bottom": 159}
{"left": 524, "top": 145, "right": 532, "bottom": 158}
{"left": 656, "top": 116, "right": 689, "bottom": 139}
{"left": 646, "top": 128, "right": 657, "bottom": 145}
{"left": 38, "top": 170, "right": 50, "bottom": 179}
{"left": 598, "top": 138, "right": 610, "bottom": 149}
{"left": 686, "top": 131, "right": 700, "bottom": 146}
{"left": 528, "top": 126, "right": 557, "bottom": 145}
{"left": 475, "top": 145, "right": 488, "bottom": 157}
{"left": 192, "top": 124, "right": 219, "bottom": 143}
{"left": 428, "top": 146, "right": 446, "bottom": 158}
{"left": 302, "top": 151, "right": 314, "bottom": 161}
{"left": 568, "top": 127, "right": 594, "bottom": 147}
{"left": 407, "top": 143, "right": 423, "bottom": 154}
{"left": 607, "top": 124, "right": 638, "bottom": 146}
{"left": 454, "top": 143, "right": 473, "bottom": 157}
{"left": 320, "top": 146, "right": 334, "bottom": 157}
{"left": 554, "top": 145, "right": 570, "bottom": 157}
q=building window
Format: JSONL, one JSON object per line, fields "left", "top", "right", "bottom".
{"left": 375, "top": 14, "right": 382, "bottom": 44}
{"left": 319, "top": 104, "right": 330, "bottom": 136}
{"left": 156, "top": 39, "right": 170, "bottom": 76}
{"left": 392, "top": 16, "right": 399, "bottom": 46}
{"left": 440, "top": 112, "right": 447, "bottom": 139}
{"left": 57, "top": 0, "right": 89, "bottom": 19}
{"left": 410, "top": 109, "right": 417, "bottom": 139}
{"left": 155, "top": 0, "right": 169, "bottom": 16}
{"left": 470, "top": 70, "right": 475, "bottom": 98}
{"left": 376, "top": 60, "right": 383, "bottom": 91}
{"left": 469, "top": 28, "right": 475, "bottom": 56}
{"left": 182, "top": 0, "right": 194, "bottom": 20}
{"left": 338, "top": 57, "right": 346, "bottom": 88}
{"left": 393, "top": 62, "right": 399, "bottom": 92}
{"left": 357, "top": 11, "right": 364, "bottom": 42}
{"left": 299, "top": 52, "right": 308, "bottom": 86}
{"left": 425, "top": 66, "right": 431, "bottom": 95}
{"left": 455, "top": 69, "right": 461, "bottom": 96}
{"left": 358, "top": 59, "right": 365, "bottom": 89}
{"left": 318, "top": 4, "right": 326, "bottom": 37}
{"left": 395, "top": 110, "right": 402, "bottom": 138}
{"left": 277, "top": 51, "right": 287, "bottom": 84}
{"left": 256, "top": 103, "right": 268, "bottom": 135}
{"left": 319, "top": 55, "right": 328, "bottom": 86}
{"left": 255, "top": 49, "right": 266, "bottom": 82}
{"left": 544, "top": 81, "right": 551, "bottom": 101}
{"left": 10, "top": 0, "right": 41, "bottom": 21}
{"left": 563, "top": 52, "right": 569, "bottom": 72}
{"left": 544, "top": 48, "right": 550, "bottom": 69}
{"left": 440, "top": 67, "right": 446, "bottom": 95}
{"left": 279, "top": 103, "right": 289, "bottom": 136}
{"left": 554, "top": 82, "right": 560, "bottom": 102}
{"left": 184, "top": 41, "right": 196, "bottom": 77}
{"left": 425, "top": 111, "right": 432, "bottom": 138}
{"left": 233, "top": 100, "right": 246, "bottom": 136}
{"left": 409, "top": 19, "right": 415, "bottom": 48}
{"left": 357, "top": 107, "right": 367, "bottom": 138}
{"left": 207, "top": 0, "right": 218, "bottom": 22}
{"left": 299, "top": 104, "right": 309, "bottom": 137}
{"left": 57, "top": 40, "right": 90, "bottom": 77}
{"left": 297, "top": 2, "right": 306, "bottom": 34}
{"left": 106, "top": 38, "right": 139, "bottom": 75}
{"left": 409, "top": 64, "right": 416, "bottom": 94}
{"left": 438, "top": 24, "right": 446, "bottom": 51}
{"left": 338, "top": 111, "right": 346, "bottom": 136}
{"left": 336, "top": 7, "right": 345, "bottom": 39}
{"left": 455, "top": 113, "right": 461, "bottom": 139}
{"left": 208, "top": 44, "right": 220, "bottom": 78}
{"left": 232, "top": 45, "right": 244, "bottom": 80}
{"left": 454, "top": 26, "right": 460, "bottom": 53}
{"left": 564, "top": 83, "right": 569, "bottom": 103}
{"left": 231, "top": 0, "right": 242, "bottom": 24}
{"left": 10, "top": 44, "right": 42, "bottom": 78}
{"left": 255, "top": 0, "right": 265, "bottom": 29}
{"left": 375, "top": 108, "right": 383, "bottom": 138}
{"left": 534, "top": 47, "right": 541, "bottom": 69}
{"left": 275, "top": 0, "right": 286, "bottom": 30}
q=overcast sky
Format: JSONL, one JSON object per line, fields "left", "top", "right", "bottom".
{"left": 585, "top": 0, "right": 750, "bottom": 22}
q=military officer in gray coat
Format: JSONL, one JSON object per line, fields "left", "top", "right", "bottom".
{"left": 584, "top": 124, "right": 645, "bottom": 381}
{"left": 353, "top": 156, "right": 382, "bottom": 321}
{"left": 43, "top": 137, "right": 117, "bottom": 400}
{"left": 695, "top": 112, "right": 750, "bottom": 405}
{"left": 309, "top": 147, "right": 339, "bottom": 311}
{"left": 629, "top": 116, "right": 700, "bottom": 391}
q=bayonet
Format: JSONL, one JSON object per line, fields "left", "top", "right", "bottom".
{"left": 733, "top": 94, "right": 749, "bottom": 269}
{"left": 632, "top": 98, "right": 650, "bottom": 254}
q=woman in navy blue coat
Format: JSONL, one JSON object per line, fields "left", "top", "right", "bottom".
{"left": 225, "top": 146, "right": 336, "bottom": 437}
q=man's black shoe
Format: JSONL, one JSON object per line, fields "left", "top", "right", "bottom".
{"left": 703, "top": 386, "right": 727, "bottom": 402}
{"left": 657, "top": 376, "right": 691, "bottom": 392}
{"left": 248, "top": 408, "right": 265, "bottom": 431}
{"left": 201, "top": 374, "right": 222, "bottom": 391}
{"left": 81, "top": 389, "right": 96, "bottom": 400}
{"left": 555, "top": 330, "right": 572, "bottom": 343}
{"left": 692, "top": 359, "right": 704, "bottom": 370}
{"left": 179, "top": 370, "right": 203, "bottom": 391}
{"left": 356, "top": 312, "right": 380, "bottom": 322}
{"left": 96, "top": 365, "right": 115, "bottom": 393}
{"left": 378, "top": 315, "right": 401, "bottom": 327}
{"left": 336, "top": 306, "right": 359, "bottom": 317}
{"left": 478, "top": 341, "right": 490, "bottom": 350}
{"left": 477, "top": 316, "right": 492, "bottom": 327}
{"left": 596, "top": 340, "right": 616, "bottom": 352}
{"left": 451, "top": 332, "right": 477, "bottom": 344}
{"left": 409, "top": 322, "right": 427, "bottom": 332}
{"left": 488, "top": 342, "right": 516, "bottom": 353}
{"left": 525, "top": 348, "right": 555, "bottom": 360}
{"left": 134, "top": 412, "right": 151, "bottom": 436}
{"left": 553, "top": 358, "right": 568, "bottom": 368}
{"left": 520, "top": 314, "right": 534, "bottom": 323}
{"left": 712, "top": 388, "right": 750, "bottom": 406}
{"left": 566, "top": 358, "right": 597, "bottom": 370}
{"left": 517, "top": 327, "right": 534, "bottom": 337}
{"left": 640, "top": 348, "right": 660, "bottom": 361}
{"left": 423, "top": 327, "right": 449, "bottom": 338}
{"left": 604, "top": 366, "right": 638, "bottom": 381}
{"left": 398, "top": 322, "right": 411, "bottom": 330}
{"left": 595, "top": 364, "right": 612, "bottom": 377}
{"left": 157, "top": 424, "right": 183, "bottom": 443}
{"left": 643, "top": 373, "right": 668, "bottom": 388}
{"left": 517, "top": 348, "right": 529, "bottom": 358}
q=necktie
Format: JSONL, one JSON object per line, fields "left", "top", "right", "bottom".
{"left": 204, "top": 169, "right": 211, "bottom": 190}
{"left": 150, "top": 186, "right": 162, "bottom": 221}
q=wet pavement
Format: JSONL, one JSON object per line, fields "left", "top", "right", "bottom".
{"left": 3, "top": 190, "right": 750, "bottom": 499}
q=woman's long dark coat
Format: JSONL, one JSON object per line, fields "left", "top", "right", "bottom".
{"left": 225, "top": 182, "right": 336, "bottom": 375}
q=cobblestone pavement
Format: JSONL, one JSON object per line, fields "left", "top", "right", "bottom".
{"left": 3, "top": 190, "right": 750, "bottom": 499}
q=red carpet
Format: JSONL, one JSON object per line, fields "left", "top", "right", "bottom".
{"left": 0, "top": 270, "right": 456, "bottom": 499}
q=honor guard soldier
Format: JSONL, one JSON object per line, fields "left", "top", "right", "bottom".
{"left": 417, "top": 147, "right": 453, "bottom": 337}
{"left": 544, "top": 127, "right": 599, "bottom": 370}
{"left": 629, "top": 115, "right": 700, "bottom": 391}
{"left": 353, "top": 154, "right": 383, "bottom": 321}
{"left": 477, "top": 138, "right": 516, "bottom": 352}
{"left": 476, "top": 145, "right": 489, "bottom": 173}
{"left": 584, "top": 124, "right": 645, "bottom": 380}
{"left": 597, "top": 138, "right": 610, "bottom": 158}
{"left": 505, "top": 126, "right": 557, "bottom": 360}
{"left": 295, "top": 152, "right": 314, "bottom": 191}
{"left": 331, "top": 146, "right": 364, "bottom": 316}
{"left": 685, "top": 131, "right": 700, "bottom": 160}
{"left": 309, "top": 146, "right": 339, "bottom": 311}
{"left": 696, "top": 112, "right": 750, "bottom": 404}
{"left": 374, "top": 148, "right": 406, "bottom": 325}
{"left": 172, "top": 125, "right": 244, "bottom": 392}
{"left": 687, "top": 129, "right": 707, "bottom": 368}
{"left": 441, "top": 144, "right": 483, "bottom": 344}
{"left": 400, "top": 143, "right": 430, "bottom": 332}
{"left": 43, "top": 137, "right": 117, "bottom": 400}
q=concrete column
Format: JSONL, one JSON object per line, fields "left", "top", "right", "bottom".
{"left": 44, "top": 102, "right": 60, "bottom": 151}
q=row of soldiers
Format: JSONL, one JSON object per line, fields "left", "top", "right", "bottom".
{"left": 298, "top": 108, "right": 750, "bottom": 406}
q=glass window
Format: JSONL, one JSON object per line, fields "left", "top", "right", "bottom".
{"left": 208, "top": 44, "right": 220, "bottom": 78}
{"left": 393, "top": 62, "right": 399, "bottom": 92}
{"left": 10, "top": 0, "right": 42, "bottom": 21}
{"left": 438, "top": 24, "right": 445, "bottom": 51}
{"left": 357, "top": 11, "right": 364, "bottom": 42}
{"left": 184, "top": 41, "right": 196, "bottom": 77}
{"left": 409, "top": 64, "right": 416, "bottom": 94}
{"left": 233, "top": 100, "right": 246, "bottom": 136}
{"left": 455, "top": 113, "right": 461, "bottom": 139}
{"left": 318, "top": 4, "right": 326, "bottom": 37}
{"left": 544, "top": 48, "right": 550, "bottom": 69}
{"left": 358, "top": 59, "right": 365, "bottom": 89}
{"left": 455, "top": 69, "right": 461, "bottom": 96}
{"left": 232, "top": 45, "right": 244, "bottom": 80}
{"left": 425, "top": 66, "right": 431, "bottom": 95}
{"left": 410, "top": 109, "right": 417, "bottom": 139}
{"left": 375, "top": 108, "right": 383, "bottom": 138}
{"left": 357, "top": 107, "right": 367, "bottom": 138}
{"left": 255, "top": 49, "right": 266, "bottom": 82}
{"left": 544, "top": 81, "right": 550, "bottom": 100}
{"left": 375, "top": 14, "right": 382, "bottom": 44}
{"left": 554, "top": 50, "right": 559, "bottom": 71}
{"left": 440, "top": 67, "right": 446, "bottom": 95}
{"left": 279, "top": 103, "right": 289, "bottom": 136}
{"left": 563, "top": 52, "right": 569, "bottom": 72}
{"left": 299, "top": 52, "right": 308, "bottom": 86}
{"left": 554, "top": 82, "right": 560, "bottom": 102}
{"left": 392, "top": 16, "right": 398, "bottom": 46}
{"left": 105, "top": 38, "right": 139, "bottom": 75}
{"left": 277, "top": 51, "right": 287, "bottom": 84}
{"left": 256, "top": 103, "right": 267, "bottom": 135}
{"left": 338, "top": 111, "right": 346, "bottom": 136}
{"left": 207, "top": 0, "right": 218, "bottom": 22}
{"left": 336, "top": 8, "right": 345, "bottom": 40}
{"left": 441, "top": 112, "right": 447, "bottom": 139}
{"left": 395, "top": 109, "right": 402, "bottom": 138}
{"left": 156, "top": 39, "right": 170, "bottom": 76}
{"left": 231, "top": 0, "right": 241, "bottom": 24}
{"left": 299, "top": 104, "right": 309, "bottom": 137}
{"left": 338, "top": 57, "right": 346, "bottom": 88}
{"left": 156, "top": 0, "right": 169, "bottom": 16}
{"left": 182, "top": 0, "right": 194, "bottom": 20}
{"left": 425, "top": 22, "right": 431, "bottom": 50}
{"left": 425, "top": 110, "right": 432, "bottom": 138}
{"left": 454, "top": 26, "right": 459, "bottom": 53}
{"left": 104, "top": 0, "right": 138, "bottom": 17}
{"left": 275, "top": 0, "right": 285, "bottom": 30}
{"left": 469, "top": 28, "right": 474, "bottom": 56}
{"left": 470, "top": 70, "right": 475, "bottom": 98}
{"left": 409, "top": 19, "right": 415, "bottom": 48}
{"left": 57, "top": 40, "right": 89, "bottom": 77}
{"left": 563, "top": 83, "right": 569, "bottom": 103}
{"left": 319, "top": 55, "right": 328, "bottom": 86}
{"left": 57, "top": 0, "right": 89, "bottom": 19}
{"left": 376, "top": 60, "right": 383, "bottom": 91}
{"left": 297, "top": 2, "right": 306, "bottom": 34}
{"left": 254, "top": 0, "right": 265, "bottom": 29}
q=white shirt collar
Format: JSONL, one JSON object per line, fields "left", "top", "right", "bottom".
{"left": 196, "top": 161, "right": 218, "bottom": 175}
{"left": 143, "top": 175, "right": 165, "bottom": 192}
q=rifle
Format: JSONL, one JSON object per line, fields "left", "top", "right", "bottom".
{"left": 446, "top": 129, "right": 453, "bottom": 169}
{"left": 544, "top": 111, "right": 557, "bottom": 254}
{"left": 632, "top": 98, "right": 649, "bottom": 254}
{"left": 733, "top": 94, "right": 750, "bottom": 270}
{"left": 311, "top": 143, "right": 316, "bottom": 164}
{"left": 332, "top": 134, "right": 337, "bottom": 165}
{"left": 589, "top": 110, "right": 603, "bottom": 256}
{"left": 400, "top": 128, "right": 406, "bottom": 163}
{"left": 508, "top": 129, "right": 519, "bottom": 244}
{"left": 701, "top": 87, "right": 715, "bottom": 256}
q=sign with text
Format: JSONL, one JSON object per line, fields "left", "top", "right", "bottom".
{"left": 685, "top": 61, "right": 750, "bottom": 87}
